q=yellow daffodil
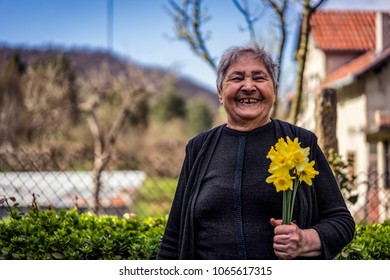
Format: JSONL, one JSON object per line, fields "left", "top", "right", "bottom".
{"left": 298, "top": 160, "right": 319, "bottom": 186}
{"left": 274, "top": 137, "right": 289, "bottom": 152}
{"left": 267, "top": 152, "right": 289, "bottom": 173}
{"left": 265, "top": 136, "right": 319, "bottom": 224}
{"left": 266, "top": 171, "right": 294, "bottom": 192}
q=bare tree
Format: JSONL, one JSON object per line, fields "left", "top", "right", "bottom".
{"left": 7, "top": 52, "right": 159, "bottom": 213}
{"left": 289, "top": 0, "right": 327, "bottom": 124}
{"left": 79, "top": 64, "right": 155, "bottom": 214}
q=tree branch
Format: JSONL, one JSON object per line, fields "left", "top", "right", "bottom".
{"left": 168, "top": 0, "right": 217, "bottom": 71}
{"left": 232, "top": 0, "right": 263, "bottom": 42}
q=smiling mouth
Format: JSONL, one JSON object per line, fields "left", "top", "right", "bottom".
{"left": 238, "top": 98, "right": 262, "bottom": 104}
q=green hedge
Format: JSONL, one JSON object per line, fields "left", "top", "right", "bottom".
{"left": 1, "top": 208, "right": 389, "bottom": 260}
{"left": 337, "top": 221, "right": 390, "bottom": 260}
{"left": 0, "top": 208, "right": 166, "bottom": 260}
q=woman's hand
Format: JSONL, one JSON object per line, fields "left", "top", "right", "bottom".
{"left": 270, "top": 218, "right": 322, "bottom": 259}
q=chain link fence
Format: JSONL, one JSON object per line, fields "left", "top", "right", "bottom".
{"left": 348, "top": 170, "right": 390, "bottom": 223}
{"left": 0, "top": 150, "right": 177, "bottom": 219}
{"left": 1, "top": 150, "right": 389, "bottom": 223}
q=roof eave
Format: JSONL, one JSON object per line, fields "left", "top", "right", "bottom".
{"left": 322, "top": 74, "right": 355, "bottom": 89}
{"left": 322, "top": 47, "right": 390, "bottom": 89}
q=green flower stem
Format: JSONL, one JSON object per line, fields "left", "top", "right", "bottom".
{"left": 282, "top": 179, "right": 300, "bottom": 225}
{"left": 286, "top": 189, "right": 292, "bottom": 224}
{"left": 289, "top": 179, "right": 300, "bottom": 224}
{"left": 283, "top": 189, "right": 292, "bottom": 225}
{"left": 282, "top": 191, "right": 287, "bottom": 224}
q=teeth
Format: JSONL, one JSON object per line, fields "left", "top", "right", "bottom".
{"left": 239, "top": 98, "right": 259, "bottom": 104}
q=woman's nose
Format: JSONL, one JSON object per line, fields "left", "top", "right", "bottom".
{"left": 241, "top": 78, "right": 256, "bottom": 92}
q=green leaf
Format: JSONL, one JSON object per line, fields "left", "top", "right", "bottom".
{"left": 11, "top": 253, "right": 20, "bottom": 259}
{"left": 51, "top": 252, "right": 63, "bottom": 259}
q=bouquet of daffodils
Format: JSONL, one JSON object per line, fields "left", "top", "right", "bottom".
{"left": 266, "top": 136, "right": 319, "bottom": 224}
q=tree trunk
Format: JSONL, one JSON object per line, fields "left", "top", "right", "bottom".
{"left": 289, "top": 0, "right": 327, "bottom": 124}
{"left": 289, "top": 0, "right": 311, "bottom": 124}
{"left": 269, "top": 0, "right": 288, "bottom": 119}
{"left": 315, "top": 88, "right": 338, "bottom": 155}
{"left": 91, "top": 155, "right": 104, "bottom": 214}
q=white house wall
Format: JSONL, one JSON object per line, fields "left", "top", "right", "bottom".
{"left": 337, "top": 87, "right": 368, "bottom": 174}
{"left": 305, "top": 35, "right": 327, "bottom": 82}
{"left": 337, "top": 88, "right": 368, "bottom": 216}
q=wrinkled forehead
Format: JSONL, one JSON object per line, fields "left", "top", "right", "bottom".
{"left": 227, "top": 53, "right": 268, "bottom": 74}
{"left": 231, "top": 52, "right": 262, "bottom": 65}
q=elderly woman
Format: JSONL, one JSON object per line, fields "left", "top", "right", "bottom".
{"left": 157, "top": 43, "right": 355, "bottom": 260}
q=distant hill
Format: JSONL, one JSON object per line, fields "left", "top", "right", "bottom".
{"left": 0, "top": 45, "right": 219, "bottom": 108}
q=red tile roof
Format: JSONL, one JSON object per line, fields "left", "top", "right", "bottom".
{"left": 310, "top": 11, "right": 376, "bottom": 51}
{"left": 311, "top": 10, "right": 390, "bottom": 87}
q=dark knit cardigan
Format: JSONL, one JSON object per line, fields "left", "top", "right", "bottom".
{"left": 157, "top": 119, "right": 355, "bottom": 260}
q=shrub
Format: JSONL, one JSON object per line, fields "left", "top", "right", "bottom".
{"left": 337, "top": 221, "right": 390, "bottom": 260}
{"left": 2, "top": 199, "right": 388, "bottom": 260}
{"left": 0, "top": 208, "right": 166, "bottom": 260}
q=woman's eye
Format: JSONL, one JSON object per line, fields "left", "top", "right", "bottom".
{"left": 253, "top": 75, "right": 266, "bottom": 81}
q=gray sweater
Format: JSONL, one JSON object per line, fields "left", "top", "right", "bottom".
{"left": 157, "top": 119, "right": 355, "bottom": 259}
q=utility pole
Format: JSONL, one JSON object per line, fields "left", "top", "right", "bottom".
{"left": 107, "top": 0, "right": 113, "bottom": 51}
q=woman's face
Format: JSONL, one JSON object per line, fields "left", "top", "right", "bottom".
{"left": 218, "top": 54, "right": 276, "bottom": 131}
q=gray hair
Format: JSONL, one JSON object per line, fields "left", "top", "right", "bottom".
{"left": 216, "top": 43, "right": 279, "bottom": 92}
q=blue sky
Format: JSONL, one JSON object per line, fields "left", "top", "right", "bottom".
{"left": 1, "top": 0, "right": 390, "bottom": 95}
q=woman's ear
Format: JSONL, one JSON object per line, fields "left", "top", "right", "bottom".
{"left": 218, "top": 88, "right": 223, "bottom": 105}
{"left": 273, "top": 84, "right": 278, "bottom": 101}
